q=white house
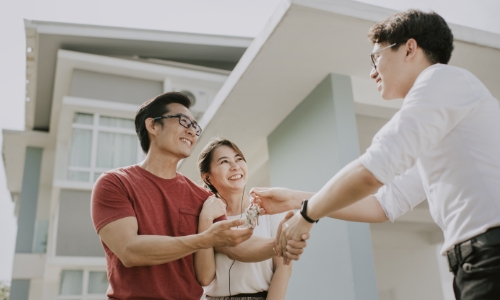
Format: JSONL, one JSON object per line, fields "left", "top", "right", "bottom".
{"left": 3, "top": 19, "right": 250, "bottom": 300}
{"left": 4, "top": 1, "right": 500, "bottom": 300}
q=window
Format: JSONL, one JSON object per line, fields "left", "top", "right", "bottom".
{"left": 59, "top": 269, "right": 108, "bottom": 300}
{"left": 68, "top": 113, "right": 143, "bottom": 182}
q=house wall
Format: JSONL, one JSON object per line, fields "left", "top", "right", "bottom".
{"left": 70, "top": 69, "right": 163, "bottom": 105}
{"left": 56, "top": 190, "right": 103, "bottom": 257}
{"left": 268, "top": 74, "right": 378, "bottom": 300}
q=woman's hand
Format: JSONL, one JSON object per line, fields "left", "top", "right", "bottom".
{"left": 200, "top": 196, "right": 227, "bottom": 221}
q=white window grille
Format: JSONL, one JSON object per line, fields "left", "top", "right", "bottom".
{"left": 68, "top": 113, "right": 143, "bottom": 182}
{"left": 59, "top": 269, "right": 108, "bottom": 300}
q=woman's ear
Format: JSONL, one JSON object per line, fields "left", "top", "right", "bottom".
{"left": 202, "top": 174, "right": 210, "bottom": 185}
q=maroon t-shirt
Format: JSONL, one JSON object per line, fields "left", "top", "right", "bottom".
{"left": 91, "top": 165, "right": 212, "bottom": 300}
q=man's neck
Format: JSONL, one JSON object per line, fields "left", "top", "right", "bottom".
{"left": 140, "top": 149, "right": 181, "bottom": 179}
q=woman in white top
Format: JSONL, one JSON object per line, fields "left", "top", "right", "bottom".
{"left": 195, "top": 137, "right": 292, "bottom": 300}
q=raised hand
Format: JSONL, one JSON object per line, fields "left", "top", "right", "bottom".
{"left": 277, "top": 212, "right": 313, "bottom": 264}
{"left": 206, "top": 218, "right": 253, "bottom": 247}
{"left": 249, "top": 187, "right": 301, "bottom": 215}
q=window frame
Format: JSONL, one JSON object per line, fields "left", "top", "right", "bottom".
{"left": 68, "top": 112, "right": 144, "bottom": 183}
{"left": 58, "top": 268, "right": 108, "bottom": 300}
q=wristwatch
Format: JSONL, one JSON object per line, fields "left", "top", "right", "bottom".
{"left": 300, "top": 200, "right": 319, "bottom": 223}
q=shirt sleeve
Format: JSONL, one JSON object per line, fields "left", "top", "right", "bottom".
{"left": 360, "top": 66, "right": 479, "bottom": 184}
{"left": 375, "top": 165, "right": 427, "bottom": 222}
{"left": 91, "top": 172, "right": 136, "bottom": 233}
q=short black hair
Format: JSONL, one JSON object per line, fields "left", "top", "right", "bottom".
{"left": 135, "top": 92, "right": 191, "bottom": 153}
{"left": 367, "top": 9, "right": 454, "bottom": 64}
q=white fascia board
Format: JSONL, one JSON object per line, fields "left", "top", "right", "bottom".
{"left": 291, "top": 0, "right": 500, "bottom": 50}
{"left": 24, "top": 19, "right": 252, "bottom": 48}
{"left": 58, "top": 49, "right": 229, "bottom": 82}
{"left": 12, "top": 254, "right": 46, "bottom": 279}
{"left": 197, "top": 0, "right": 292, "bottom": 131}
{"left": 48, "top": 256, "right": 106, "bottom": 267}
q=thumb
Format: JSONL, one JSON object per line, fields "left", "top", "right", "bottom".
{"left": 251, "top": 187, "right": 270, "bottom": 198}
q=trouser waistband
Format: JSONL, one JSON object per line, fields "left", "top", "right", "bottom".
{"left": 447, "top": 226, "right": 500, "bottom": 272}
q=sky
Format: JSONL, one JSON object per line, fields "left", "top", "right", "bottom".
{"left": 1, "top": 0, "right": 499, "bottom": 284}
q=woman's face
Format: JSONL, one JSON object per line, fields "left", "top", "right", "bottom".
{"left": 206, "top": 145, "right": 248, "bottom": 194}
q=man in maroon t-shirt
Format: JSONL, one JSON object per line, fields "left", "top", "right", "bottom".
{"left": 91, "top": 92, "right": 254, "bottom": 299}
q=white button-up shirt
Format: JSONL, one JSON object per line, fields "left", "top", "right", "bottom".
{"left": 360, "top": 64, "right": 500, "bottom": 254}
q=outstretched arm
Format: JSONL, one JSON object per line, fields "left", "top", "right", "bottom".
{"left": 98, "top": 216, "right": 252, "bottom": 268}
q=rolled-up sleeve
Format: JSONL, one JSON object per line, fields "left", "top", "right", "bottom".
{"left": 360, "top": 66, "right": 478, "bottom": 184}
{"left": 375, "top": 165, "right": 427, "bottom": 222}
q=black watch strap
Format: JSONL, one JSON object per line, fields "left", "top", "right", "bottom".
{"left": 300, "top": 200, "right": 319, "bottom": 223}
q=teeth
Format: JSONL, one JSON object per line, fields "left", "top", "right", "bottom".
{"left": 229, "top": 174, "right": 243, "bottom": 180}
{"left": 180, "top": 138, "right": 191, "bottom": 146}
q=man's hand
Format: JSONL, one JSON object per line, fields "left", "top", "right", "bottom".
{"left": 250, "top": 187, "right": 302, "bottom": 215}
{"left": 205, "top": 219, "right": 253, "bottom": 247}
{"left": 200, "top": 196, "right": 226, "bottom": 221}
{"left": 277, "top": 211, "right": 313, "bottom": 264}
{"left": 274, "top": 211, "right": 310, "bottom": 264}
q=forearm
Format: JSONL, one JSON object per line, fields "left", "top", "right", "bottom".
{"left": 122, "top": 233, "right": 211, "bottom": 267}
{"left": 307, "top": 159, "right": 383, "bottom": 221}
{"left": 327, "top": 195, "right": 388, "bottom": 223}
{"left": 194, "top": 217, "right": 216, "bottom": 285}
{"left": 216, "top": 236, "right": 275, "bottom": 262}
{"left": 289, "top": 191, "right": 315, "bottom": 209}
{"left": 267, "top": 259, "right": 292, "bottom": 299}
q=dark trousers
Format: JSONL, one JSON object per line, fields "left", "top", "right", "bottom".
{"left": 449, "top": 229, "right": 500, "bottom": 299}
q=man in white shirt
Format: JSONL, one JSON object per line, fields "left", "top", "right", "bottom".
{"left": 251, "top": 9, "right": 500, "bottom": 300}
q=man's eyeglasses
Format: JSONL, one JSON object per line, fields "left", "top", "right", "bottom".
{"left": 153, "top": 114, "right": 202, "bottom": 136}
{"left": 370, "top": 43, "right": 396, "bottom": 71}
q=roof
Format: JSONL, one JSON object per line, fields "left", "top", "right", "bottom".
{"left": 24, "top": 19, "right": 253, "bottom": 131}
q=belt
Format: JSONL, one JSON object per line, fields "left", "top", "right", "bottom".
{"left": 207, "top": 291, "right": 268, "bottom": 299}
{"left": 447, "top": 226, "right": 500, "bottom": 272}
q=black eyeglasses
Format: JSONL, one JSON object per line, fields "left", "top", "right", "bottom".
{"left": 153, "top": 114, "right": 202, "bottom": 136}
{"left": 370, "top": 43, "right": 396, "bottom": 71}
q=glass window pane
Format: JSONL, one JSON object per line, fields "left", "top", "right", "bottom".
{"left": 99, "top": 116, "right": 134, "bottom": 129}
{"left": 74, "top": 113, "right": 94, "bottom": 125}
{"left": 59, "top": 270, "right": 83, "bottom": 295}
{"left": 67, "top": 171, "right": 90, "bottom": 182}
{"left": 94, "top": 172, "right": 103, "bottom": 182}
{"left": 69, "top": 129, "right": 92, "bottom": 167}
{"left": 88, "top": 271, "right": 109, "bottom": 294}
{"left": 96, "top": 132, "right": 137, "bottom": 169}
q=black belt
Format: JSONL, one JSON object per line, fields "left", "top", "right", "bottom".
{"left": 208, "top": 291, "right": 268, "bottom": 298}
{"left": 447, "top": 226, "right": 500, "bottom": 272}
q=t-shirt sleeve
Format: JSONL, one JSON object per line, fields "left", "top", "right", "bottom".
{"left": 91, "top": 172, "right": 136, "bottom": 233}
{"left": 268, "top": 212, "right": 289, "bottom": 238}
{"left": 374, "top": 165, "right": 427, "bottom": 222}
{"left": 360, "top": 66, "right": 478, "bottom": 184}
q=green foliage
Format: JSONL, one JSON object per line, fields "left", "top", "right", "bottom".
{"left": 0, "top": 282, "right": 9, "bottom": 300}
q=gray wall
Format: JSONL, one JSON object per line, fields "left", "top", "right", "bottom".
{"left": 9, "top": 279, "right": 30, "bottom": 300}
{"left": 56, "top": 189, "right": 104, "bottom": 257}
{"left": 70, "top": 69, "right": 163, "bottom": 105}
{"left": 268, "top": 74, "right": 378, "bottom": 300}
{"left": 15, "top": 147, "right": 43, "bottom": 254}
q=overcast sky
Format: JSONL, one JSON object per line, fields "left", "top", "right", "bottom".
{"left": 1, "top": 0, "right": 499, "bottom": 283}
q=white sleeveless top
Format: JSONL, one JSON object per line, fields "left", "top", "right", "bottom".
{"left": 203, "top": 213, "right": 285, "bottom": 297}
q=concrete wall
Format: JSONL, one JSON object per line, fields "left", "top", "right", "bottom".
{"left": 70, "top": 69, "right": 163, "bottom": 105}
{"left": 56, "top": 190, "right": 104, "bottom": 257}
{"left": 268, "top": 74, "right": 378, "bottom": 300}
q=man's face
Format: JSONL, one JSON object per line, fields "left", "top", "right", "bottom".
{"left": 152, "top": 103, "right": 198, "bottom": 159}
{"left": 370, "top": 42, "right": 408, "bottom": 100}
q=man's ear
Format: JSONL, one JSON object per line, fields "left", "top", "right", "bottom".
{"left": 145, "top": 118, "right": 157, "bottom": 136}
{"left": 405, "top": 38, "right": 418, "bottom": 61}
